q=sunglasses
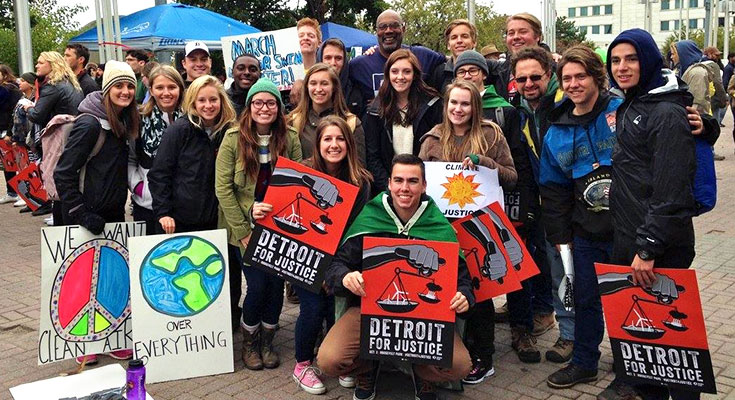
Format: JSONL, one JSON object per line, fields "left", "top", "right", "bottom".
{"left": 515, "top": 74, "right": 545, "bottom": 84}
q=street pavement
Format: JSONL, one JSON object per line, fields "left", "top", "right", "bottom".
{"left": 2, "top": 117, "right": 735, "bottom": 400}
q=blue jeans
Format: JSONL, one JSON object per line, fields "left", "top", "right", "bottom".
{"left": 294, "top": 285, "right": 334, "bottom": 362}
{"left": 241, "top": 265, "right": 284, "bottom": 327}
{"left": 570, "top": 236, "right": 612, "bottom": 370}
{"left": 508, "top": 222, "right": 553, "bottom": 331}
{"left": 549, "top": 239, "right": 575, "bottom": 341}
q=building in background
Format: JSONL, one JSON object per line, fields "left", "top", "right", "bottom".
{"left": 556, "top": 0, "right": 731, "bottom": 50}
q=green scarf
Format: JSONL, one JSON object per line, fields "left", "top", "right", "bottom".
{"left": 342, "top": 193, "right": 458, "bottom": 245}
{"left": 482, "top": 84, "right": 512, "bottom": 109}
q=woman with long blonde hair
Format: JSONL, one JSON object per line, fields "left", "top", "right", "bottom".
{"left": 215, "top": 78, "right": 301, "bottom": 372}
{"left": 148, "top": 74, "right": 236, "bottom": 234}
{"left": 288, "top": 63, "right": 365, "bottom": 163}
{"left": 419, "top": 80, "right": 517, "bottom": 186}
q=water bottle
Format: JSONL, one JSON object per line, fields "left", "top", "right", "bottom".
{"left": 126, "top": 359, "right": 146, "bottom": 400}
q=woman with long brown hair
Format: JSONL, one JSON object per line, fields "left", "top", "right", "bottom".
{"left": 288, "top": 63, "right": 365, "bottom": 163}
{"left": 363, "top": 49, "right": 442, "bottom": 194}
{"left": 54, "top": 60, "right": 140, "bottom": 364}
{"left": 215, "top": 78, "right": 301, "bottom": 371}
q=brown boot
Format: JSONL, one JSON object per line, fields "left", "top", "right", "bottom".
{"left": 511, "top": 326, "right": 541, "bottom": 363}
{"left": 261, "top": 326, "right": 280, "bottom": 368}
{"left": 241, "top": 327, "right": 263, "bottom": 370}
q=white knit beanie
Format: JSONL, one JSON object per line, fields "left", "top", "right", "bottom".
{"left": 102, "top": 60, "right": 137, "bottom": 96}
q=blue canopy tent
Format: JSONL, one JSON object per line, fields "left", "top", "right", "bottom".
{"left": 69, "top": 3, "right": 260, "bottom": 51}
{"left": 320, "top": 22, "right": 376, "bottom": 50}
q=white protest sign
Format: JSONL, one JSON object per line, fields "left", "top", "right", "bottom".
{"left": 222, "top": 26, "right": 305, "bottom": 91}
{"left": 10, "top": 364, "right": 154, "bottom": 400}
{"left": 129, "top": 229, "right": 233, "bottom": 383}
{"left": 424, "top": 161, "right": 504, "bottom": 219}
{"left": 38, "top": 222, "right": 146, "bottom": 365}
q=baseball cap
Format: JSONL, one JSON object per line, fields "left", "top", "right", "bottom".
{"left": 185, "top": 41, "right": 210, "bottom": 57}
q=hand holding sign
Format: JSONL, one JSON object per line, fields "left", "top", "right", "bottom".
{"left": 302, "top": 174, "right": 342, "bottom": 208}
{"left": 648, "top": 273, "right": 681, "bottom": 304}
{"left": 394, "top": 245, "right": 444, "bottom": 276}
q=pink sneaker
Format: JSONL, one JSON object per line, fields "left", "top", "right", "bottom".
{"left": 108, "top": 349, "right": 133, "bottom": 360}
{"left": 292, "top": 360, "right": 326, "bottom": 395}
{"left": 75, "top": 354, "right": 98, "bottom": 365}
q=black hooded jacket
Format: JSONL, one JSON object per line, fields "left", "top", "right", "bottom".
{"left": 55, "top": 91, "right": 129, "bottom": 222}
{"left": 610, "top": 71, "right": 697, "bottom": 259}
{"left": 316, "top": 40, "right": 366, "bottom": 118}
{"left": 362, "top": 94, "right": 443, "bottom": 195}
{"left": 27, "top": 78, "right": 83, "bottom": 128}
{"left": 226, "top": 84, "right": 247, "bottom": 117}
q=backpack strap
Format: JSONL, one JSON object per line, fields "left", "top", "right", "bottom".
{"left": 78, "top": 116, "right": 106, "bottom": 194}
{"left": 494, "top": 107, "right": 505, "bottom": 128}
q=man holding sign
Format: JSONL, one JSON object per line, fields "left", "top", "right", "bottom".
{"left": 317, "top": 154, "right": 473, "bottom": 400}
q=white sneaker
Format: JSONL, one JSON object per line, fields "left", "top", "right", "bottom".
{"left": 14, "top": 198, "right": 26, "bottom": 207}
{"left": 0, "top": 194, "right": 18, "bottom": 204}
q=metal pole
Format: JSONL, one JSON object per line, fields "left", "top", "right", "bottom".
{"left": 102, "top": 0, "right": 116, "bottom": 61}
{"left": 686, "top": 0, "right": 690, "bottom": 39}
{"left": 14, "top": 0, "right": 34, "bottom": 73}
{"left": 705, "top": 0, "right": 712, "bottom": 47}
{"left": 680, "top": 1, "right": 684, "bottom": 40}
{"left": 467, "top": 0, "right": 475, "bottom": 25}
{"left": 725, "top": 0, "right": 730, "bottom": 55}
{"left": 113, "top": 0, "right": 123, "bottom": 60}
{"left": 95, "top": 0, "right": 106, "bottom": 62}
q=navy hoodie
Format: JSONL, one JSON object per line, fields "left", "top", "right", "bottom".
{"left": 674, "top": 40, "right": 703, "bottom": 77}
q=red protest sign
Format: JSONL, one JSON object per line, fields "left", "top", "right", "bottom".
{"left": 485, "top": 202, "right": 539, "bottom": 281}
{"left": 360, "top": 237, "right": 459, "bottom": 368}
{"left": 8, "top": 163, "right": 48, "bottom": 210}
{"left": 244, "top": 157, "right": 360, "bottom": 293}
{"left": 14, "top": 146, "right": 30, "bottom": 171}
{"left": 596, "top": 263, "right": 716, "bottom": 394}
{"left": 453, "top": 210, "right": 522, "bottom": 302}
{"left": 0, "top": 140, "right": 18, "bottom": 172}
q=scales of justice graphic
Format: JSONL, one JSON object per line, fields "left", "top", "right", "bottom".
{"left": 272, "top": 192, "right": 337, "bottom": 235}
{"left": 376, "top": 266, "right": 446, "bottom": 314}
{"left": 622, "top": 295, "right": 689, "bottom": 340}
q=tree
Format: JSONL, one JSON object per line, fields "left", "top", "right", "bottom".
{"left": 556, "top": 16, "right": 595, "bottom": 52}
{"left": 178, "top": 0, "right": 297, "bottom": 31}
{"left": 301, "top": 0, "right": 386, "bottom": 26}
{"left": 0, "top": 0, "right": 87, "bottom": 73}
{"left": 391, "top": 0, "right": 506, "bottom": 53}
{"left": 662, "top": 28, "right": 735, "bottom": 56}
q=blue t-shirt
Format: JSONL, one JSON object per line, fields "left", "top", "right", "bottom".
{"left": 348, "top": 45, "right": 445, "bottom": 101}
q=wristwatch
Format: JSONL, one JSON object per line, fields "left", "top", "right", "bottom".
{"left": 636, "top": 249, "right": 654, "bottom": 261}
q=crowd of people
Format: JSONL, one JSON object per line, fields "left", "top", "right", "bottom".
{"left": 0, "top": 9, "right": 723, "bottom": 400}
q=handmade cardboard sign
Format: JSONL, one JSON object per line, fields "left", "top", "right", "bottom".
{"left": 8, "top": 163, "right": 48, "bottom": 211}
{"left": 360, "top": 237, "right": 458, "bottom": 368}
{"left": 452, "top": 209, "right": 522, "bottom": 302}
{"left": 128, "top": 229, "right": 233, "bottom": 383}
{"left": 222, "top": 27, "right": 305, "bottom": 90}
{"left": 596, "top": 263, "right": 716, "bottom": 394}
{"left": 484, "top": 202, "right": 539, "bottom": 281}
{"left": 424, "top": 162, "right": 504, "bottom": 219}
{"left": 38, "top": 222, "right": 146, "bottom": 365}
{"left": 244, "top": 157, "right": 359, "bottom": 293}
{"left": 0, "top": 140, "right": 18, "bottom": 172}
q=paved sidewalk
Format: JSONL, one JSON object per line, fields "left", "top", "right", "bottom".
{"left": 2, "top": 120, "right": 735, "bottom": 399}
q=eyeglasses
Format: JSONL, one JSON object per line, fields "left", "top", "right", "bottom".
{"left": 252, "top": 99, "right": 278, "bottom": 109}
{"left": 377, "top": 22, "right": 402, "bottom": 32}
{"left": 515, "top": 74, "right": 545, "bottom": 84}
{"left": 456, "top": 67, "right": 482, "bottom": 77}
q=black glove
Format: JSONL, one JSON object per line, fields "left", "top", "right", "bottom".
{"left": 78, "top": 212, "right": 105, "bottom": 235}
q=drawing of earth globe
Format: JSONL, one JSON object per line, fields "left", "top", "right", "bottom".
{"left": 140, "top": 236, "right": 225, "bottom": 317}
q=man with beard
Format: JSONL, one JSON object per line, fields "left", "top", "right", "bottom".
{"left": 64, "top": 44, "right": 99, "bottom": 96}
{"left": 348, "top": 10, "right": 445, "bottom": 102}
{"left": 227, "top": 53, "right": 261, "bottom": 116}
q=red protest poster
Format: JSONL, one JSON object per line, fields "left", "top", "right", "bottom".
{"left": 0, "top": 140, "right": 18, "bottom": 172}
{"left": 453, "top": 210, "right": 522, "bottom": 302}
{"left": 244, "top": 157, "right": 359, "bottom": 293}
{"left": 485, "top": 202, "right": 539, "bottom": 281}
{"left": 596, "top": 263, "right": 716, "bottom": 394}
{"left": 360, "top": 237, "right": 458, "bottom": 368}
{"left": 8, "top": 163, "right": 48, "bottom": 211}
{"left": 14, "top": 146, "right": 30, "bottom": 171}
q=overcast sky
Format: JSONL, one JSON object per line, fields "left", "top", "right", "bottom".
{"left": 60, "top": 0, "right": 544, "bottom": 27}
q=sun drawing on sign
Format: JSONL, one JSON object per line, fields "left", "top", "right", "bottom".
{"left": 441, "top": 172, "right": 482, "bottom": 208}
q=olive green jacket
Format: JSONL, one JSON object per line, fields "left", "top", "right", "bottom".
{"left": 215, "top": 127, "right": 302, "bottom": 251}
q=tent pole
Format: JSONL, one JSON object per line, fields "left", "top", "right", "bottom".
{"left": 103, "top": 0, "right": 116, "bottom": 61}
{"left": 95, "top": 0, "right": 106, "bottom": 62}
{"left": 113, "top": 0, "right": 123, "bottom": 60}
